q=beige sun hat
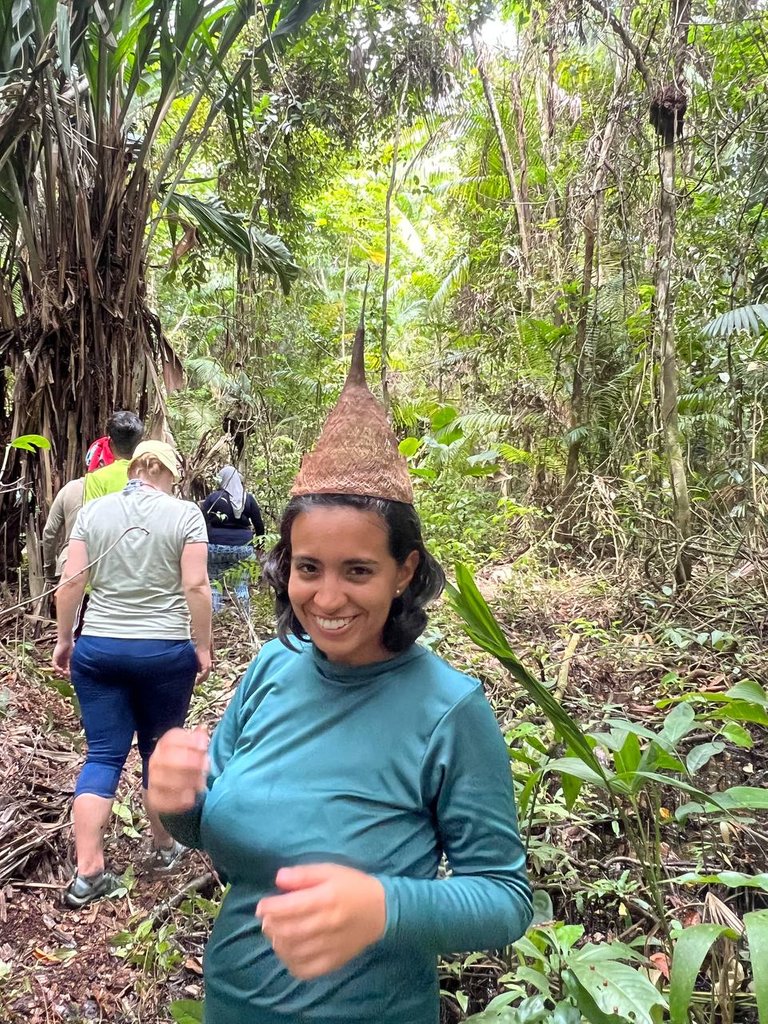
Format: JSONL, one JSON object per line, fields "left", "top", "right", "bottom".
{"left": 129, "top": 440, "right": 181, "bottom": 481}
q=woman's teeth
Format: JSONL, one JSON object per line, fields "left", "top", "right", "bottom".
{"left": 315, "top": 616, "right": 353, "bottom": 631}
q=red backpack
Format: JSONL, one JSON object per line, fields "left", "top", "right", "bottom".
{"left": 85, "top": 436, "right": 115, "bottom": 472}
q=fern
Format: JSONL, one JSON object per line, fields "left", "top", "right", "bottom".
{"left": 451, "top": 411, "right": 515, "bottom": 435}
{"left": 185, "top": 356, "right": 233, "bottom": 392}
{"left": 496, "top": 442, "right": 534, "bottom": 466}
{"left": 564, "top": 424, "right": 591, "bottom": 445}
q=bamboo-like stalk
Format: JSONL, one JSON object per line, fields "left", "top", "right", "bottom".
{"left": 471, "top": 30, "right": 532, "bottom": 284}
{"left": 381, "top": 77, "right": 408, "bottom": 414}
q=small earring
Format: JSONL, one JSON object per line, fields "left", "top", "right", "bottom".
{"left": 395, "top": 589, "right": 400, "bottom": 596}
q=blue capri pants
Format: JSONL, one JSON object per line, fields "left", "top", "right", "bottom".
{"left": 71, "top": 636, "right": 198, "bottom": 799}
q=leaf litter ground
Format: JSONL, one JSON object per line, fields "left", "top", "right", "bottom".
{"left": 1, "top": 568, "right": 766, "bottom": 1023}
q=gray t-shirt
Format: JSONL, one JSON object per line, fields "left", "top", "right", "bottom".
{"left": 70, "top": 486, "right": 208, "bottom": 639}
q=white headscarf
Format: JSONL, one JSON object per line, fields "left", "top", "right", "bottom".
{"left": 218, "top": 464, "right": 246, "bottom": 518}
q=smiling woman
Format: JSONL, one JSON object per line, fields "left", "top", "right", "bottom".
{"left": 266, "top": 494, "right": 444, "bottom": 664}
{"left": 148, "top": 321, "right": 533, "bottom": 1024}
{"left": 288, "top": 504, "right": 417, "bottom": 665}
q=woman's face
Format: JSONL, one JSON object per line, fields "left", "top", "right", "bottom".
{"left": 288, "top": 506, "right": 419, "bottom": 666}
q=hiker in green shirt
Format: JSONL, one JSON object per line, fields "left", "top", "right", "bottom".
{"left": 83, "top": 411, "right": 143, "bottom": 502}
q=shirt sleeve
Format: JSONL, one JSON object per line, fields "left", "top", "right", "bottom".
{"left": 182, "top": 504, "right": 209, "bottom": 545}
{"left": 246, "top": 494, "right": 265, "bottom": 536}
{"left": 160, "top": 667, "right": 252, "bottom": 848}
{"left": 69, "top": 505, "right": 89, "bottom": 544}
{"left": 42, "top": 490, "right": 66, "bottom": 576}
{"left": 377, "top": 686, "right": 532, "bottom": 954}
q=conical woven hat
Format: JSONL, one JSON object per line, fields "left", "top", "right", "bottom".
{"left": 290, "top": 321, "right": 413, "bottom": 504}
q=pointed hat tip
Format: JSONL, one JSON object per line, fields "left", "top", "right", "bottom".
{"left": 347, "top": 319, "right": 366, "bottom": 386}
{"left": 346, "top": 271, "right": 369, "bottom": 387}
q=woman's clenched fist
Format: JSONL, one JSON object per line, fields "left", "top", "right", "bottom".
{"left": 148, "top": 726, "right": 209, "bottom": 813}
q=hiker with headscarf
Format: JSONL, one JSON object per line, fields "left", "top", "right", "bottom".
{"left": 202, "top": 465, "right": 265, "bottom": 613}
{"left": 147, "top": 324, "right": 532, "bottom": 1024}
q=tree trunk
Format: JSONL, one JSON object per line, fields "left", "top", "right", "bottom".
{"left": 471, "top": 32, "right": 532, "bottom": 284}
{"left": 381, "top": 130, "right": 399, "bottom": 414}
{"left": 562, "top": 206, "right": 596, "bottom": 498}
{"left": 0, "top": 126, "right": 167, "bottom": 584}
{"left": 656, "top": 130, "right": 692, "bottom": 586}
{"left": 562, "top": 59, "right": 629, "bottom": 497}
{"left": 381, "top": 77, "right": 408, "bottom": 413}
{"left": 582, "top": 0, "right": 692, "bottom": 584}
{"left": 654, "top": 0, "right": 693, "bottom": 586}
{"left": 509, "top": 70, "right": 533, "bottom": 263}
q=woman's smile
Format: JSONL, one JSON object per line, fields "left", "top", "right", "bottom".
{"left": 312, "top": 613, "right": 357, "bottom": 633}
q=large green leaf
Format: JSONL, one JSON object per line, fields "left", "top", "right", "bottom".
{"left": 719, "top": 722, "right": 753, "bottom": 748}
{"left": 567, "top": 953, "right": 667, "bottom": 1024}
{"left": 685, "top": 741, "right": 724, "bottom": 774}
{"left": 669, "top": 924, "right": 738, "bottom": 1024}
{"left": 744, "top": 911, "right": 768, "bottom": 1024}
{"left": 447, "top": 564, "right": 609, "bottom": 782}
{"left": 676, "top": 784, "right": 768, "bottom": 818}
{"left": 671, "top": 871, "right": 768, "bottom": 892}
{"left": 726, "top": 680, "right": 768, "bottom": 707}
{"left": 10, "top": 433, "right": 51, "bottom": 451}
{"left": 544, "top": 756, "right": 622, "bottom": 793}
{"left": 712, "top": 701, "right": 768, "bottom": 727}
{"left": 264, "top": 0, "right": 325, "bottom": 45}
{"left": 169, "top": 192, "right": 251, "bottom": 257}
{"left": 167, "top": 193, "right": 300, "bottom": 293}
{"left": 660, "top": 702, "right": 696, "bottom": 744}
{"left": 464, "top": 994, "right": 552, "bottom": 1023}
{"left": 703, "top": 303, "right": 768, "bottom": 339}
{"left": 564, "top": 961, "right": 664, "bottom": 1024}
{"left": 250, "top": 225, "right": 301, "bottom": 295}
{"left": 614, "top": 731, "right": 642, "bottom": 775}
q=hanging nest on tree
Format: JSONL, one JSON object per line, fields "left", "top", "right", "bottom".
{"left": 649, "top": 84, "right": 688, "bottom": 144}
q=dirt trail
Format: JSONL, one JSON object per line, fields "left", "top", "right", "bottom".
{"left": 0, "top": 619, "right": 250, "bottom": 1024}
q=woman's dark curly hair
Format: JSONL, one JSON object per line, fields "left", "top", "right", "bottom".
{"left": 262, "top": 493, "right": 445, "bottom": 654}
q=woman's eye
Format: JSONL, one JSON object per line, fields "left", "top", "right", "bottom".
{"left": 348, "top": 566, "right": 373, "bottom": 578}
{"left": 296, "top": 562, "right": 317, "bottom": 574}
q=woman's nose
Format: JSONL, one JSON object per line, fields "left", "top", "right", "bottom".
{"left": 313, "top": 577, "right": 345, "bottom": 612}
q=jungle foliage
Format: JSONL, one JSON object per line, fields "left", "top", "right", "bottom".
{"left": 2, "top": 1, "right": 768, "bottom": 1023}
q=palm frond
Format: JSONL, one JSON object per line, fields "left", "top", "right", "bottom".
{"left": 428, "top": 254, "right": 470, "bottom": 316}
{"left": 167, "top": 192, "right": 300, "bottom": 294}
{"left": 703, "top": 303, "right": 768, "bottom": 339}
{"left": 496, "top": 442, "right": 534, "bottom": 466}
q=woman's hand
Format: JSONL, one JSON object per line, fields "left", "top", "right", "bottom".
{"left": 256, "top": 864, "right": 386, "bottom": 980}
{"left": 52, "top": 639, "right": 73, "bottom": 678}
{"left": 148, "top": 727, "right": 209, "bottom": 813}
{"left": 194, "top": 644, "right": 212, "bottom": 684}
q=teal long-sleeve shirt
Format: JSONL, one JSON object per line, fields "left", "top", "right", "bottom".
{"left": 163, "top": 638, "right": 532, "bottom": 1024}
